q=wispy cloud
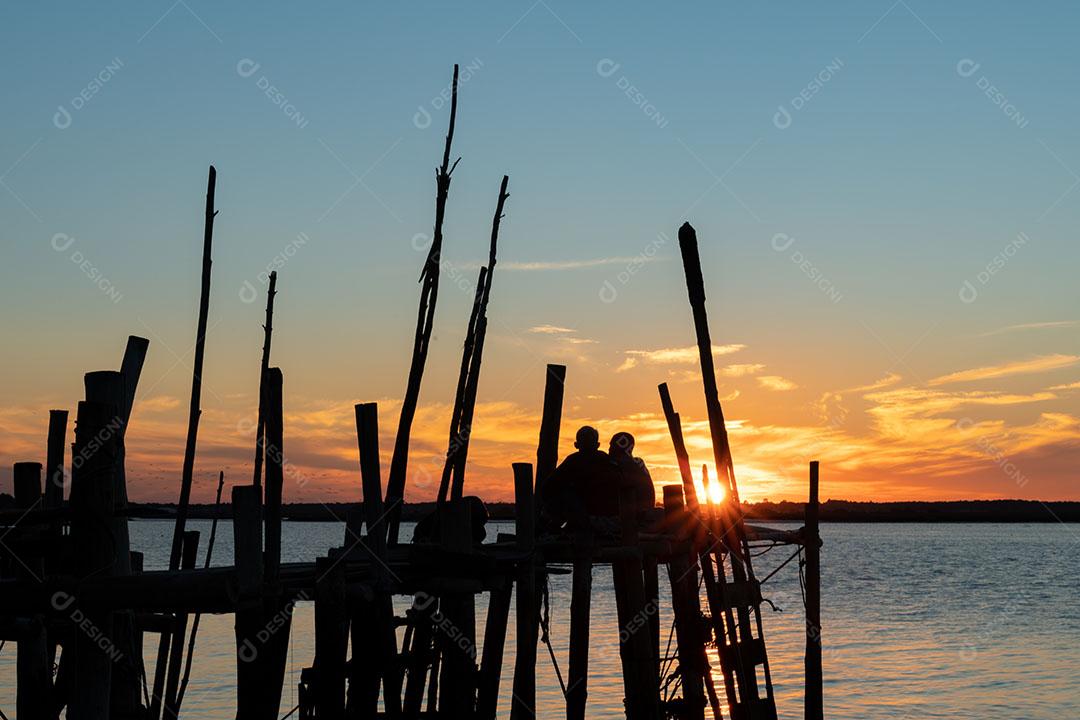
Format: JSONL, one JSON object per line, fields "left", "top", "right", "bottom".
{"left": 929, "top": 354, "right": 1080, "bottom": 386}
{"left": 978, "top": 321, "right": 1075, "bottom": 337}
{"left": 757, "top": 375, "right": 797, "bottom": 391}
{"left": 617, "top": 344, "right": 745, "bottom": 372}
{"left": 528, "top": 324, "right": 576, "bottom": 335}
{"left": 1050, "top": 381, "right": 1080, "bottom": 391}
{"left": 721, "top": 363, "right": 765, "bottom": 377}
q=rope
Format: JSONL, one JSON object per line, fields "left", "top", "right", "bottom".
{"left": 539, "top": 575, "right": 568, "bottom": 698}
{"left": 759, "top": 547, "right": 802, "bottom": 586}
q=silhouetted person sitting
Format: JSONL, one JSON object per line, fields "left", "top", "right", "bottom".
{"left": 540, "top": 425, "right": 621, "bottom": 529}
{"left": 608, "top": 431, "right": 656, "bottom": 514}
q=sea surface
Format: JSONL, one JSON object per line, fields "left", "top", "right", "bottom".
{"left": 2, "top": 521, "right": 1077, "bottom": 718}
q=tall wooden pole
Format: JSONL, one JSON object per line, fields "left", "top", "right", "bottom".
{"left": 677, "top": 221, "right": 770, "bottom": 710}
{"left": 252, "top": 270, "right": 277, "bottom": 491}
{"left": 805, "top": 461, "right": 823, "bottom": 720}
{"left": 385, "top": 64, "right": 460, "bottom": 544}
{"left": 534, "top": 364, "right": 566, "bottom": 500}
{"left": 449, "top": 175, "right": 510, "bottom": 500}
{"left": 152, "top": 164, "right": 217, "bottom": 720}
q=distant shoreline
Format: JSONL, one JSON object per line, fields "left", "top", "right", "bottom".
{"left": 111, "top": 499, "right": 1080, "bottom": 523}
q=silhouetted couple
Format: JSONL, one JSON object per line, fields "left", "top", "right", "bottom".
{"left": 540, "top": 426, "right": 655, "bottom": 532}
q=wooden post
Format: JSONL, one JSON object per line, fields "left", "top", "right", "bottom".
{"left": 13, "top": 463, "right": 49, "bottom": 720}
{"left": 153, "top": 165, "right": 217, "bottom": 720}
{"left": 678, "top": 222, "right": 773, "bottom": 712}
{"left": 566, "top": 541, "right": 592, "bottom": 720}
{"left": 68, "top": 399, "right": 120, "bottom": 720}
{"left": 232, "top": 485, "right": 263, "bottom": 720}
{"left": 162, "top": 530, "right": 200, "bottom": 717}
{"left": 175, "top": 471, "right": 225, "bottom": 711}
{"left": 437, "top": 266, "right": 487, "bottom": 506}
{"left": 448, "top": 175, "right": 510, "bottom": 500}
{"left": 476, "top": 577, "right": 512, "bottom": 719}
{"left": 170, "top": 164, "right": 217, "bottom": 571}
{"left": 436, "top": 500, "right": 478, "bottom": 716}
{"left": 663, "top": 485, "right": 706, "bottom": 720}
{"left": 261, "top": 366, "right": 291, "bottom": 719}
{"left": 314, "top": 553, "right": 348, "bottom": 720}
{"left": 44, "top": 410, "right": 68, "bottom": 510}
{"left": 252, "top": 270, "right": 277, "bottom": 490}
{"left": 13, "top": 462, "right": 42, "bottom": 509}
{"left": 84, "top": 369, "right": 142, "bottom": 714}
{"left": 612, "top": 483, "right": 660, "bottom": 720}
{"left": 510, "top": 462, "right": 537, "bottom": 720}
{"left": 805, "top": 461, "right": 823, "bottom": 720}
{"left": 535, "top": 364, "right": 566, "bottom": 499}
{"left": 16, "top": 616, "right": 50, "bottom": 720}
{"left": 264, "top": 366, "right": 284, "bottom": 588}
{"left": 385, "top": 64, "right": 460, "bottom": 545}
{"left": 350, "top": 402, "right": 402, "bottom": 716}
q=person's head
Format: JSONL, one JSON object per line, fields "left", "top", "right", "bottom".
{"left": 609, "top": 432, "right": 635, "bottom": 457}
{"left": 574, "top": 425, "right": 600, "bottom": 452}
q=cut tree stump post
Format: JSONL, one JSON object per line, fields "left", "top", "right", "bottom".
{"left": 68, "top": 399, "right": 120, "bottom": 720}
{"left": 44, "top": 410, "right": 68, "bottom": 510}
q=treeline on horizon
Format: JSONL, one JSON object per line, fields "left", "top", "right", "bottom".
{"left": 3, "top": 497, "right": 1071, "bottom": 523}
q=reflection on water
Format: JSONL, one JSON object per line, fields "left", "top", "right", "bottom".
{"left": 4, "top": 521, "right": 1077, "bottom": 718}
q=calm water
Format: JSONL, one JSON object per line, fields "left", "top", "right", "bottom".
{"left": 3, "top": 521, "right": 1077, "bottom": 718}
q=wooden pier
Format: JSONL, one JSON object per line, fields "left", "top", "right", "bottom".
{"left": 0, "top": 65, "right": 825, "bottom": 719}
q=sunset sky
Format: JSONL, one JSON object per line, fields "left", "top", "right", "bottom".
{"left": 2, "top": 2, "right": 1078, "bottom": 503}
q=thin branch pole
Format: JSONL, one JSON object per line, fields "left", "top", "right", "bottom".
{"left": 174, "top": 470, "right": 225, "bottom": 711}
{"left": 385, "top": 64, "right": 460, "bottom": 544}
{"left": 252, "top": 271, "right": 277, "bottom": 491}
{"left": 151, "top": 164, "right": 217, "bottom": 720}
{"left": 437, "top": 265, "right": 487, "bottom": 505}
{"left": 449, "top": 175, "right": 509, "bottom": 501}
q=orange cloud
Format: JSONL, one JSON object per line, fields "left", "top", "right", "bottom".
{"left": 929, "top": 354, "right": 1079, "bottom": 386}
{"left": 617, "top": 344, "right": 744, "bottom": 372}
